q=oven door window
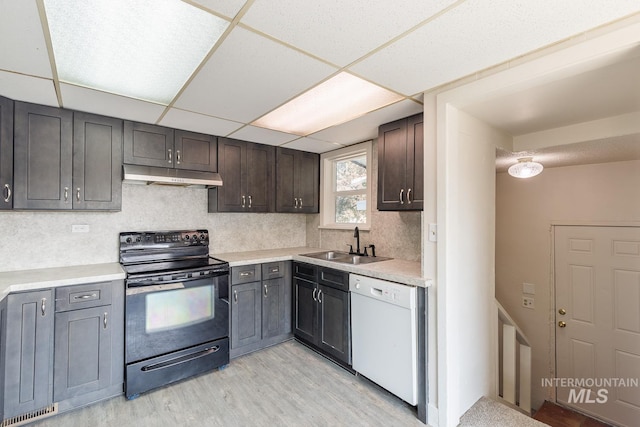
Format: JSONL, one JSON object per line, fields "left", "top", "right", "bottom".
{"left": 146, "top": 285, "right": 214, "bottom": 333}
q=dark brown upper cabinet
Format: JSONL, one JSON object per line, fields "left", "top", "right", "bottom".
{"left": 124, "top": 122, "right": 217, "bottom": 172}
{"left": 276, "top": 147, "right": 319, "bottom": 213}
{"left": 73, "top": 112, "right": 123, "bottom": 210}
{"left": 0, "top": 96, "right": 13, "bottom": 210}
{"left": 377, "top": 113, "right": 423, "bottom": 211}
{"left": 13, "top": 103, "right": 123, "bottom": 211}
{"left": 13, "top": 102, "right": 74, "bottom": 210}
{"left": 208, "top": 137, "right": 275, "bottom": 213}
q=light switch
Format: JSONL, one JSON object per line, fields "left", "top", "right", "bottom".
{"left": 523, "top": 282, "right": 536, "bottom": 295}
{"left": 72, "top": 224, "right": 90, "bottom": 233}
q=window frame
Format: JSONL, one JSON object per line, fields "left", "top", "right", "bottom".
{"left": 319, "top": 141, "right": 372, "bottom": 230}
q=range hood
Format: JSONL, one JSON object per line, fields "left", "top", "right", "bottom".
{"left": 123, "top": 164, "right": 223, "bottom": 188}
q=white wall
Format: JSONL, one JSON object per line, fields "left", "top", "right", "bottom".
{"left": 436, "top": 106, "right": 506, "bottom": 426}
{"left": 0, "top": 184, "right": 306, "bottom": 272}
{"left": 495, "top": 159, "right": 640, "bottom": 409}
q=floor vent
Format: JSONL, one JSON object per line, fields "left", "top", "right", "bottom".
{"left": 1, "top": 403, "right": 58, "bottom": 427}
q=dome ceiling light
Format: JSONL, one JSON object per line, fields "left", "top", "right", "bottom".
{"left": 508, "top": 157, "right": 544, "bottom": 179}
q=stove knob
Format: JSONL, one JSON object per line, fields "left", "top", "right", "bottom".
{"left": 136, "top": 237, "right": 141, "bottom": 242}
{"left": 192, "top": 234, "right": 198, "bottom": 241}
{"left": 185, "top": 235, "right": 190, "bottom": 240}
{"left": 200, "top": 234, "right": 205, "bottom": 241}
{"left": 125, "top": 237, "right": 132, "bottom": 244}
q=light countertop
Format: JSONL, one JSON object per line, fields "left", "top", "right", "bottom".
{"left": 212, "top": 247, "right": 431, "bottom": 288}
{"left": 0, "top": 263, "right": 125, "bottom": 302}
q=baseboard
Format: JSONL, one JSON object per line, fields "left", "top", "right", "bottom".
{"left": 428, "top": 404, "right": 439, "bottom": 426}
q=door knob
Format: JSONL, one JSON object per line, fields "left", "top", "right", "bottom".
{"left": 558, "top": 321, "right": 567, "bottom": 328}
{"left": 558, "top": 308, "right": 566, "bottom": 315}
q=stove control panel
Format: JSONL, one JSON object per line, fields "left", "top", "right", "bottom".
{"left": 119, "top": 230, "right": 209, "bottom": 249}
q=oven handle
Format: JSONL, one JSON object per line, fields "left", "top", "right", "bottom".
{"left": 140, "top": 345, "right": 221, "bottom": 372}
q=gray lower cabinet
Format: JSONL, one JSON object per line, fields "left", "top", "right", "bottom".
{"left": 293, "top": 262, "right": 351, "bottom": 366}
{"left": 230, "top": 262, "right": 291, "bottom": 358}
{"left": 53, "top": 281, "right": 124, "bottom": 411}
{"left": 1, "top": 290, "right": 54, "bottom": 422}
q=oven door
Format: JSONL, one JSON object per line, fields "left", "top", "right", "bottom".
{"left": 125, "top": 274, "right": 229, "bottom": 364}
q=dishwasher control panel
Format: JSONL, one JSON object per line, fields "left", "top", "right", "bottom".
{"left": 349, "top": 274, "right": 416, "bottom": 309}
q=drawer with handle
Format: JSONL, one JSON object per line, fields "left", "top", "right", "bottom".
{"left": 262, "top": 262, "right": 285, "bottom": 280}
{"left": 231, "top": 264, "right": 262, "bottom": 285}
{"left": 55, "top": 281, "right": 114, "bottom": 312}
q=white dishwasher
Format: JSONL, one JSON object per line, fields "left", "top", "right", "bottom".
{"left": 350, "top": 274, "right": 417, "bottom": 405}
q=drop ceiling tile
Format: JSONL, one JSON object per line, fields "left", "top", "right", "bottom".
{"left": 0, "top": 72, "right": 58, "bottom": 106}
{"left": 351, "top": 0, "right": 640, "bottom": 95}
{"left": 160, "top": 108, "right": 243, "bottom": 136}
{"left": 0, "top": 1, "right": 52, "bottom": 78}
{"left": 60, "top": 83, "right": 166, "bottom": 123}
{"left": 228, "top": 126, "right": 299, "bottom": 146}
{"left": 310, "top": 99, "right": 423, "bottom": 145}
{"left": 242, "top": 0, "right": 459, "bottom": 66}
{"left": 281, "top": 137, "right": 343, "bottom": 153}
{"left": 189, "top": 0, "right": 246, "bottom": 19}
{"left": 175, "top": 26, "right": 338, "bottom": 123}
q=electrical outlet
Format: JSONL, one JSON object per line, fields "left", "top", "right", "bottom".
{"left": 522, "top": 296, "right": 535, "bottom": 309}
{"left": 72, "top": 224, "right": 90, "bottom": 233}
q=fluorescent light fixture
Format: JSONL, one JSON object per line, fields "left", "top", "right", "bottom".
{"left": 43, "top": 0, "right": 228, "bottom": 104}
{"left": 508, "top": 157, "right": 544, "bottom": 178}
{"left": 253, "top": 72, "right": 403, "bottom": 136}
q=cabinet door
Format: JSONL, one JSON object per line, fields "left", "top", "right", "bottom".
{"left": 123, "top": 121, "right": 174, "bottom": 168}
{"left": 174, "top": 130, "right": 217, "bottom": 172}
{"left": 293, "top": 277, "right": 317, "bottom": 344}
{"left": 245, "top": 142, "right": 274, "bottom": 212}
{"left": 377, "top": 117, "right": 408, "bottom": 211}
{"left": 53, "top": 306, "right": 111, "bottom": 401}
{"left": 317, "top": 285, "right": 351, "bottom": 365}
{"left": 3, "top": 290, "right": 53, "bottom": 419}
{"left": 73, "top": 112, "right": 123, "bottom": 210}
{"left": 275, "top": 147, "right": 296, "bottom": 212}
{"left": 0, "top": 96, "right": 13, "bottom": 210}
{"left": 13, "top": 102, "right": 73, "bottom": 209}
{"left": 262, "top": 278, "right": 287, "bottom": 339}
{"left": 296, "top": 151, "right": 319, "bottom": 213}
{"left": 406, "top": 114, "right": 424, "bottom": 209}
{"left": 231, "top": 282, "right": 262, "bottom": 349}
{"left": 210, "top": 138, "right": 245, "bottom": 212}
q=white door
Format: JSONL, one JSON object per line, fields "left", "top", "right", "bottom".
{"left": 555, "top": 226, "right": 640, "bottom": 427}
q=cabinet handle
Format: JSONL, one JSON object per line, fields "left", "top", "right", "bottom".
{"left": 299, "top": 197, "right": 303, "bottom": 208}
{"left": 312, "top": 288, "right": 318, "bottom": 302}
{"left": 64, "top": 187, "right": 69, "bottom": 202}
{"left": 176, "top": 150, "right": 181, "bottom": 165}
{"left": 270, "top": 267, "right": 279, "bottom": 273}
{"left": 317, "top": 289, "right": 323, "bottom": 303}
{"left": 73, "top": 293, "right": 97, "bottom": 300}
{"left": 407, "top": 188, "right": 412, "bottom": 204}
{"left": 234, "top": 290, "right": 238, "bottom": 303}
{"left": 239, "top": 271, "right": 253, "bottom": 278}
{"left": 3, "top": 184, "right": 10, "bottom": 203}
{"left": 399, "top": 188, "right": 404, "bottom": 204}
{"left": 294, "top": 197, "right": 298, "bottom": 209}
{"left": 76, "top": 187, "right": 81, "bottom": 202}
{"left": 168, "top": 148, "right": 173, "bottom": 164}
{"left": 103, "top": 312, "right": 108, "bottom": 329}
{"left": 264, "top": 284, "right": 268, "bottom": 297}
{"left": 242, "top": 195, "right": 246, "bottom": 208}
{"left": 248, "top": 195, "right": 252, "bottom": 208}
{"left": 41, "top": 298, "right": 46, "bottom": 316}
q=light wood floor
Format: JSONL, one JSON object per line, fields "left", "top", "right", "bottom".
{"left": 33, "top": 340, "right": 424, "bottom": 427}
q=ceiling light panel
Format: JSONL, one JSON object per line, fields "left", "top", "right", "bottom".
{"left": 352, "top": 0, "right": 640, "bottom": 95}
{"left": 43, "top": 0, "right": 229, "bottom": 105}
{"left": 253, "top": 72, "right": 403, "bottom": 136}
{"left": 241, "top": 0, "right": 459, "bottom": 67}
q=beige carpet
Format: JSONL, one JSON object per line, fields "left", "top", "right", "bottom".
{"left": 459, "top": 396, "right": 548, "bottom": 427}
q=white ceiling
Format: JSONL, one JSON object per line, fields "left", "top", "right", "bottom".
{"left": 0, "top": 0, "right": 639, "bottom": 156}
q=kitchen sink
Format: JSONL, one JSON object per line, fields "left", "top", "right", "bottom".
{"left": 300, "top": 251, "right": 391, "bottom": 265}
